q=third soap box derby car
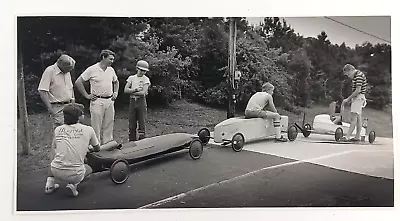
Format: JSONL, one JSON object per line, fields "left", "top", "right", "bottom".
{"left": 86, "top": 130, "right": 208, "bottom": 185}
{"left": 295, "top": 114, "right": 376, "bottom": 144}
{"left": 197, "top": 115, "right": 299, "bottom": 152}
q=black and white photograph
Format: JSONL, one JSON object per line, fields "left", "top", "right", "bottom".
{"left": 3, "top": 0, "right": 398, "bottom": 220}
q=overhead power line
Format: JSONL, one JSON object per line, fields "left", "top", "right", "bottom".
{"left": 324, "top": 16, "right": 391, "bottom": 44}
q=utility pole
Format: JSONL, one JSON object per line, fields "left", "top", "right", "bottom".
{"left": 227, "top": 17, "right": 237, "bottom": 119}
{"left": 17, "top": 31, "right": 30, "bottom": 155}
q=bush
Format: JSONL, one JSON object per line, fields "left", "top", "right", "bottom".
{"left": 111, "top": 36, "right": 192, "bottom": 107}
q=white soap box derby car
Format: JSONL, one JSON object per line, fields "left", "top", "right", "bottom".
{"left": 295, "top": 113, "right": 376, "bottom": 144}
{"left": 197, "top": 115, "right": 298, "bottom": 152}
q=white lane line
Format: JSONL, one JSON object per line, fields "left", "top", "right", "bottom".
{"left": 138, "top": 150, "right": 357, "bottom": 209}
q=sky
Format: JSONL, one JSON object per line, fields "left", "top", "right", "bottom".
{"left": 247, "top": 16, "right": 391, "bottom": 48}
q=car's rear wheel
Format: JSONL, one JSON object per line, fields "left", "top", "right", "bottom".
{"left": 231, "top": 133, "right": 245, "bottom": 152}
{"left": 198, "top": 128, "right": 211, "bottom": 145}
{"left": 335, "top": 127, "right": 343, "bottom": 142}
{"left": 368, "top": 130, "right": 376, "bottom": 144}
{"left": 287, "top": 125, "right": 298, "bottom": 141}
{"left": 302, "top": 123, "right": 312, "bottom": 138}
{"left": 110, "top": 159, "right": 130, "bottom": 184}
{"left": 189, "top": 138, "right": 204, "bottom": 160}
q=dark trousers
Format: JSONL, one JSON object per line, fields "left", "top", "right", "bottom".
{"left": 129, "top": 96, "right": 147, "bottom": 141}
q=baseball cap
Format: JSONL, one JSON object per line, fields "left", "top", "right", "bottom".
{"left": 63, "top": 103, "right": 84, "bottom": 118}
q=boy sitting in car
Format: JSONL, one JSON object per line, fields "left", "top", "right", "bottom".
{"left": 329, "top": 100, "right": 344, "bottom": 125}
{"left": 244, "top": 82, "right": 288, "bottom": 142}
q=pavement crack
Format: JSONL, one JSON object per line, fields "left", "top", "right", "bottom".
{"left": 265, "top": 169, "right": 285, "bottom": 184}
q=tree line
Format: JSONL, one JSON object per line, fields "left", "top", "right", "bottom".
{"left": 17, "top": 17, "right": 392, "bottom": 114}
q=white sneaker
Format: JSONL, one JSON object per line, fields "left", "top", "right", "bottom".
{"left": 45, "top": 183, "right": 59, "bottom": 194}
{"left": 66, "top": 184, "right": 79, "bottom": 197}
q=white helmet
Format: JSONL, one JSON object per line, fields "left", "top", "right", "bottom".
{"left": 136, "top": 60, "right": 149, "bottom": 71}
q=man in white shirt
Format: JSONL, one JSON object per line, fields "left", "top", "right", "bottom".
{"left": 75, "top": 49, "right": 119, "bottom": 145}
{"left": 44, "top": 103, "right": 101, "bottom": 197}
{"left": 124, "top": 60, "right": 151, "bottom": 141}
{"left": 38, "top": 54, "right": 76, "bottom": 158}
{"left": 245, "top": 82, "right": 288, "bottom": 142}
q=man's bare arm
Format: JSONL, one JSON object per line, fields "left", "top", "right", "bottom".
{"left": 347, "top": 86, "right": 361, "bottom": 100}
{"left": 113, "top": 80, "right": 119, "bottom": 94}
{"left": 75, "top": 76, "right": 90, "bottom": 99}
{"left": 38, "top": 90, "right": 55, "bottom": 114}
{"left": 268, "top": 95, "right": 278, "bottom": 113}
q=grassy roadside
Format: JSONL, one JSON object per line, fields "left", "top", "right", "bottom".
{"left": 16, "top": 100, "right": 393, "bottom": 173}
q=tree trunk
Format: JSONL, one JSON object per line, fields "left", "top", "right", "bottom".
{"left": 17, "top": 54, "right": 31, "bottom": 155}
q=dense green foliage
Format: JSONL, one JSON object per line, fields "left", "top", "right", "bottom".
{"left": 17, "top": 17, "right": 391, "bottom": 113}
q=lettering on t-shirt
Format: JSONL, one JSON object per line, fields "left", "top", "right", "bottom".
{"left": 56, "top": 127, "right": 84, "bottom": 140}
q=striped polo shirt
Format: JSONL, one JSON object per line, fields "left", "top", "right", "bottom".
{"left": 352, "top": 70, "right": 367, "bottom": 94}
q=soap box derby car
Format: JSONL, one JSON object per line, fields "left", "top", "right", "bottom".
{"left": 294, "top": 101, "right": 376, "bottom": 144}
{"left": 196, "top": 115, "right": 299, "bottom": 152}
{"left": 86, "top": 130, "right": 209, "bottom": 184}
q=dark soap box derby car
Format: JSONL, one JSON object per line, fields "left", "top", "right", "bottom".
{"left": 86, "top": 130, "right": 209, "bottom": 185}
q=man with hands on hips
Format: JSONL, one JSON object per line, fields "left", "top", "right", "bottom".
{"left": 75, "top": 49, "right": 119, "bottom": 145}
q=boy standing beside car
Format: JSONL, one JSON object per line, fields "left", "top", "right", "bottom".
{"left": 124, "top": 60, "right": 151, "bottom": 141}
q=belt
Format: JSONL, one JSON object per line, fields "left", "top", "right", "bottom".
{"left": 95, "top": 95, "right": 113, "bottom": 99}
{"left": 51, "top": 100, "right": 72, "bottom": 105}
{"left": 130, "top": 96, "right": 144, "bottom": 100}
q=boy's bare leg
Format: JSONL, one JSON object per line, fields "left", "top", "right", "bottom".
{"left": 264, "top": 111, "right": 287, "bottom": 142}
{"left": 344, "top": 98, "right": 363, "bottom": 141}
{"left": 355, "top": 113, "right": 363, "bottom": 140}
{"left": 345, "top": 112, "right": 357, "bottom": 140}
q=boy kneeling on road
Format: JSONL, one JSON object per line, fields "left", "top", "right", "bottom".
{"left": 44, "top": 103, "right": 101, "bottom": 197}
{"left": 244, "top": 82, "right": 288, "bottom": 142}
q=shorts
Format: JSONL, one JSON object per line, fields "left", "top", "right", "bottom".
{"left": 245, "top": 109, "right": 278, "bottom": 119}
{"left": 51, "top": 164, "right": 92, "bottom": 185}
{"left": 350, "top": 94, "right": 367, "bottom": 115}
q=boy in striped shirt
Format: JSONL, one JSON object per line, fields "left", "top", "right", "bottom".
{"left": 340, "top": 64, "right": 368, "bottom": 142}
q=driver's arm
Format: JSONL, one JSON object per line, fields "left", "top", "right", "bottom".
{"left": 267, "top": 95, "right": 278, "bottom": 113}
{"left": 88, "top": 128, "right": 100, "bottom": 152}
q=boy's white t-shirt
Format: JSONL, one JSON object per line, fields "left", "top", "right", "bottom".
{"left": 126, "top": 74, "right": 151, "bottom": 96}
{"left": 51, "top": 123, "right": 99, "bottom": 171}
{"left": 246, "top": 92, "right": 271, "bottom": 111}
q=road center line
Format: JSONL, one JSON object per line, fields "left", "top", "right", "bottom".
{"left": 138, "top": 150, "right": 357, "bottom": 209}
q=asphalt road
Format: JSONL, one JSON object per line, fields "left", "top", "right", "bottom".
{"left": 16, "top": 141, "right": 394, "bottom": 211}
